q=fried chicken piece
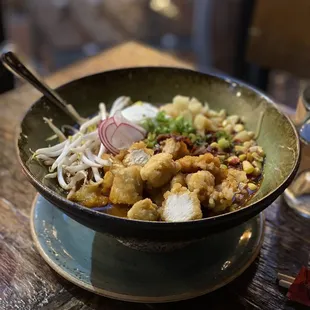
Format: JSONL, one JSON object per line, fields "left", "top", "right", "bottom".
{"left": 123, "top": 141, "right": 154, "bottom": 167}
{"left": 103, "top": 155, "right": 125, "bottom": 174}
{"left": 115, "top": 149, "right": 128, "bottom": 161}
{"left": 101, "top": 171, "right": 114, "bottom": 195}
{"left": 69, "top": 182, "right": 109, "bottom": 207}
{"left": 176, "top": 153, "right": 221, "bottom": 175}
{"left": 140, "top": 153, "right": 180, "bottom": 188}
{"left": 170, "top": 173, "right": 186, "bottom": 188}
{"left": 109, "top": 166, "right": 143, "bottom": 205}
{"left": 146, "top": 173, "right": 186, "bottom": 206}
{"left": 186, "top": 170, "right": 215, "bottom": 201}
{"left": 162, "top": 138, "right": 190, "bottom": 160}
{"left": 127, "top": 199, "right": 159, "bottom": 221}
{"left": 160, "top": 183, "right": 202, "bottom": 222}
{"left": 146, "top": 183, "right": 169, "bottom": 206}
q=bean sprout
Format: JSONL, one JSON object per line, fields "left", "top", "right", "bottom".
{"left": 110, "top": 96, "right": 131, "bottom": 116}
{"left": 32, "top": 98, "right": 134, "bottom": 198}
{"left": 43, "top": 117, "right": 67, "bottom": 141}
{"left": 85, "top": 149, "right": 102, "bottom": 182}
{"left": 44, "top": 172, "right": 57, "bottom": 179}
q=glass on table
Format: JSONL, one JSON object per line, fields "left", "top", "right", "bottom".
{"left": 283, "top": 84, "right": 310, "bottom": 218}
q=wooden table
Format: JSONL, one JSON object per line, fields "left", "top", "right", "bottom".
{"left": 1, "top": 42, "right": 310, "bottom": 310}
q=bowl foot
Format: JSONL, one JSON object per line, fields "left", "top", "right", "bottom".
{"left": 30, "top": 194, "right": 265, "bottom": 303}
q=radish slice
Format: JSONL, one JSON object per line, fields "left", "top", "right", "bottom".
{"left": 113, "top": 110, "right": 146, "bottom": 135}
{"left": 99, "top": 112, "right": 147, "bottom": 153}
{"left": 111, "top": 123, "right": 145, "bottom": 149}
{"left": 98, "top": 119, "right": 118, "bottom": 154}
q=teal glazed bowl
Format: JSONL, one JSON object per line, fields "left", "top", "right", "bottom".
{"left": 17, "top": 67, "right": 300, "bottom": 250}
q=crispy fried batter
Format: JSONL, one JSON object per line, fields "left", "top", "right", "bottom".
{"left": 170, "top": 173, "right": 186, "bottom": 188}
{"left": 140, "top": 153, "right": 180, "bottom": 188}
{"left": 69, "top": 182, "right": 109, "bottom": 207}
{"left": 162, "top": 138, "right": 190, "bottom": 160}
{"left": 123, "top": 141, "right": 154, "bottom": 167}
{"left": 186, "top": 170, "right": 215, "bottom": 201}
{"left": 176, "top": 153, "right": 221, "bottom": 175}
{"left": 101, "top": 171, "right": 114, "bottom": 195}
{"left": 160, "top": 183, "right": 202, "bottom": 222}
{"left": 127, "top": 198, "right": 159, "bottom": 221}
{"left": 109, "top": 166, "right": 143, "bottom": 205}
{"left": 146, "top": 173, "right": 186, "bottom": 207}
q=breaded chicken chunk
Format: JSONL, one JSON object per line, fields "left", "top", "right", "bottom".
{"left": 127, "top": 198, "right": 159, "bottom": 221}
{"left": 160, "top": 183, "right": 202, "bottom": 222}
{"left": 104, "top": 156, "right": 125, "bottom": 174}
{"left": 69, "top": 182, "right": 109, "bottom": 207}
{"left": 162, "top": 138, "right": 189, "bottom": 160}
{"left": 146, "top": 173, "right": 186, "bottom": 206}
{"left": 123, "top": 141, "right": 154, "bottom": 167}
{"left": 101, "top": 171, "right": 114, "bottom": 195}
{"left": 109, "top": 166, "right": 143, "bottom": 205}
{"left": 140, "top": 153, "right": 180, "bottom": 188}
{"left": 170, "top": 173, "right": 186, "bottom": 188}
{"left": 176, "top": 153, "right": 221, "bottom": 175}
{"left": 146, "top": 183, "right": 170, "bottom": 206}
{"left": 186, "top": 170, "right": 215, "bottom": 201}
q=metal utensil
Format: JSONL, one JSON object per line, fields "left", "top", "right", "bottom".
{"left": 1, "top": 51, "right": 86, "bottom": 125}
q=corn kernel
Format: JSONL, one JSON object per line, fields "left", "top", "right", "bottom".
{"left": 248, "top": 183, "right": 258, "bottom": 191}
{"left": 218, "top": 155, "right": 226, "bottom": 162}
{"left": 218, "top": 138, "right": 230, "bottom": 149}
{"left": 239, "top": 154, "right": 247, "bottom": 161}
{"left": 252, "top": 152, "right": 263, "bottom": 162}
{"left": 234, "top": 124, "right": 244, "bottom": 132}
{"left": 235, "top": 145, "right": 246, "bottom": 154}
{"left": 227, "top": 156, "right": 240, "bottom": 165}
{"left": 252, "top": 167, "right": 261, "bottom": 176}
{"left": 208, "top": 198, "right": 215, "bottom": 208}
{"left": 224, "top": 124, "right": 233, "bottom": 133}
{"left": 210, "top": 142, "right": 219, "bottom": 149}
{"left": 257, "top": 146, "right": 265, "bottom": 157}
{"left": 247, "top": 153, "right": 254, "bottom": 162}
{"left": 242, "top": 160, "right": 254, "bottom": 174}
{"left": 227, "top": 115, "right": 239, "bottom": 125}
{"left": 243, "top": 141, "right": 254, "bottom": 148}
{"left": 233, "top": 130, "right": 252, "bottom": 142}
{"left": 252, "top": 160, "right": 262, "bottom": 170}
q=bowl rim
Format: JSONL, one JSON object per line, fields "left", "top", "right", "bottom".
{"left": 16, "top": 66, "right": 301, "bottom": 228}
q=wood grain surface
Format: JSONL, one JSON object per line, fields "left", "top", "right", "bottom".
{"left": 247, "top": 0, "right": 310, "bottom": 79}
{"left": 1, "top": 42, "right": 310, "bottom": 310}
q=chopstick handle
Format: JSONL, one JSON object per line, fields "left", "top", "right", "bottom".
{"left": 1, "top": 52, "right": 67, "bottom": 107}
{"left": 279, "top": 279, "right": 292, "bottom": 289}
{"left": 277, "top": 273, "right": 295, "bottom": 283}
{"left": 1, "top": 51, "right": 85, "bottom": 125}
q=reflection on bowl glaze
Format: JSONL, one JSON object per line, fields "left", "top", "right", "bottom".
{"left": 115, "top": 237, "right": 203, "bottom": 253}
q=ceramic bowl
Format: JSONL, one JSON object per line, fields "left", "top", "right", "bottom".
{"left": 17, "top": 67, "right": 300, "bottom": 251}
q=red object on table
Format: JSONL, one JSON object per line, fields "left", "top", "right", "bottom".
{"left": 287, "top": 266, "right": 310, "bottom": 307}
